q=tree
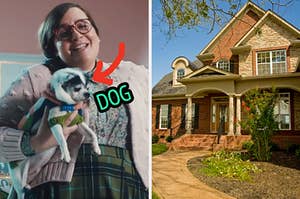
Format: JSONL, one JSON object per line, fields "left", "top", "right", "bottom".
{"left": 240, "top": 88, "right": 278, "bottom": 161}
{"left": 158, "top": 0, "right": 294, "bottom": 38}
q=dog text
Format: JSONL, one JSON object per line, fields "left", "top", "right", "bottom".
{"left": 93, "top": 82, "right": 134, "bottom": 112}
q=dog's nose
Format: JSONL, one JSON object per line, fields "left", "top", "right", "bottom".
{"left": 84, "top": 92, "right": 90, "bottom": 98}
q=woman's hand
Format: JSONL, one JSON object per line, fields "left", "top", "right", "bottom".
{"left": 30, "top": 107, "right": 79, "bottom": 153}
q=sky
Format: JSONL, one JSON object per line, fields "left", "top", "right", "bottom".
{"left": 152, "top": 0, "right": 300, "bottom": 86}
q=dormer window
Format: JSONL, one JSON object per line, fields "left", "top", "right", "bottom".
{"left": 177, "top": 69, "right": 185, "bottom": 79}
{"left": 217, "top": 60, "right": 230, "bottom": 72}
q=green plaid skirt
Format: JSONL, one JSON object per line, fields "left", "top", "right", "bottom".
{"left": 23, "top": 144, "right": 148, "bottom": 199}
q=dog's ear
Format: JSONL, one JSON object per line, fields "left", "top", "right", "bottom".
{"left": 55, "top": 83, "right": 76, "bottom": 104}
{"left": 50, "top": 72, "right": 76, "bottom": 104}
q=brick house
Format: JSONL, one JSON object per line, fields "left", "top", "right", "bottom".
{"left": 152, "top": 2, "right": 300, "bottom": 149}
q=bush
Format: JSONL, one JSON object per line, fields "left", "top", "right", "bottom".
{"left": 152, "top": 191, "right": 160, "bottom": 199}
{"left": 270, "top": 142, "right": 280, "bottom": 151}
{"left": 200, "top": 150, "right": 260, "bottom": 181}
{"left": 295, "top": 148, "right": 300, "bottom": 159}
{"left": 152, "top": 144, "right": 168, "bottom": 156}
{"left": 240, "top": 88, "right": 278, "bottom": 161}
{"left": 242, "top": 140, "right": 254, "bottom": 151}
{"left": 286, "top": 144, "right": 300, "bottom": 154}
{"left": 165, "top": 135, "right": 173, "bottom": 142}
{"left": 152, "top": 135, "right": 159, "bottom": 144}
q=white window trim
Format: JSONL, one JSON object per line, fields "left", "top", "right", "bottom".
{"left": 176, "top": 68, "right": 185, "bottom": 80}
{"left": 256, "top": 50, "right": 287, "bottom": 75}
{"left": 216, "top": 60, "right": 230, "bottom": 72}
{"left": 159, "top": 104, "right": 169, "bottom": 129}
{"left": 275, "top": 92, "right": 291, "bottom": 130}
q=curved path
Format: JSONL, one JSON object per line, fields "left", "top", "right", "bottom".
{"left": 152, "top": 150, "right": 236, "bottom": 199}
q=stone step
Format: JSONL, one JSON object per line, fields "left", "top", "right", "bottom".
{"left": 169, "top": 134, "right": 251, "bottom": 151}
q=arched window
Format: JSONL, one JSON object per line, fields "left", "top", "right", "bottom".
{"left": 177, "top": 69, "right": 185, "bottom": 79}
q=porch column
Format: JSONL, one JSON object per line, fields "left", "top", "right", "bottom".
{"left": 228, "top": 95, "right": 234, "bottom": 135}
{"left": 236, "top": 95, "right": 241, "bottom": 135}
{"left": 186, "top": 96, "right": 192, "bottom": 134}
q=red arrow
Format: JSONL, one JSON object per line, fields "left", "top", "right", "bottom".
{"left": 92, "top": 42, "right": 125, "bottom": 85}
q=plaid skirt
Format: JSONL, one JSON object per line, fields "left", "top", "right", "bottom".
{"left": 22, "top": 144, "right": 148, "bottom": 199}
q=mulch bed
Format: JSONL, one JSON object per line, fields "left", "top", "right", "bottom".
{"left": 187, "top": 151, "right": 300, "bottom": 199}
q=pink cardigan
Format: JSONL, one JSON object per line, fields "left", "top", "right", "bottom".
{"left": 0, "top": 64, "right": 84, "bottom": 188}
{"left": 0, "top": 62, "right": 149, "bottom": 188}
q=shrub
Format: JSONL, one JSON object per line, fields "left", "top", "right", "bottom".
{"left": 242, "top": 140, "right": 254, "bottom": 151}
{"left": 165, "top": 135, "right": 173, "bottom": 142}
{"left": 200, "top": 150, "right": 260, "bottom": 181}
{"left": 240, "top": 88, "right": 278, "bottom": 161}
{"left": 286, "top": 144, "right": 300, "bottom": 154}
{"left": 152, "top": 191, "right": 160, "bottom": 199}
{"left": 152, "top": 144, "right": 168, "bottom": 156}
{"left": 152, "top": 135, "right": 159, "bottom": 144}
{"left": 295, "top": 148, "right": 300, "bottom": 159}
{"left": 270, "top": 142, "right": 280, "bottom": 151}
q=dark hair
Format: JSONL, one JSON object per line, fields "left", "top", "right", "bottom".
{"left": 38, "top": 3, "right": 99, "bottom": 58}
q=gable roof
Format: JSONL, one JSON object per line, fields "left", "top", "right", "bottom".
{"left": 185, "top": 66, "right": 233, "bottom": 78}
{"left": 198, "top": 1, "right": 265, "bottom": 55}
{"left": 234, "top": 10, "right": 300, "bottom": 47}
{"left": 178, "top": 66, "right": 240, "bottom": 83}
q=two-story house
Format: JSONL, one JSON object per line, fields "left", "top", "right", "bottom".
{"left": 152, "top": 1, "right": 300, "bottom": 149}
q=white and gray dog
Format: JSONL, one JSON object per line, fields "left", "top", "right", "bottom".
{"left": 10, "top": 68, "right": 101, "bottom": 199}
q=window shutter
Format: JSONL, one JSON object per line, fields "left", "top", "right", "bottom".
{"left": 168, "top": 104, "right": 172, "bottom": 129}
{"left": 155, "top": 105, "right": 160, "bottom": 129}
{"left": 230, "top": 60, "right": 234, "bottom": 73}
{"left": 194, "top": 103, "right": 199, "bottom": 129}
{"left": 180, "top": 104, "right": 186, "bottom": 129}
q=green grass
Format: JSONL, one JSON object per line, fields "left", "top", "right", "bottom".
{"left": 152, "top": 191, "right": 160, "bottom": 199}
{"left": 152, "top": 144, "right": 168, "bottom": 156}
{"left": 200, "top": 150, "right": 261, "bottom": 181}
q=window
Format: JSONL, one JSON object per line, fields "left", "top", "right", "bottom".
{"left": 274, "top": 93, "right": 290, "bottom": 130}
{"left": 217, "top": 60, "right": 230, "bottom": 72}
{"left": 177, "top": 69, "right": 185, "bottom": 79}
{"left": 257, "top": 50, "right": 286, "bottom": 75}
{"left": 181, "top": 103, "right": 198, "bottom": 129}
{"left": 159, "top": 104, "right": 169, "bottom": 129}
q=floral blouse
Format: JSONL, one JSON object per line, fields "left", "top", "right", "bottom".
{"left": 85, "top": 73, "right": 129, "bottom": 149}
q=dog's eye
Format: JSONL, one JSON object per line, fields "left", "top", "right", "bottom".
{"left": 74, "top": 87, "right": 81, "bottom": 92}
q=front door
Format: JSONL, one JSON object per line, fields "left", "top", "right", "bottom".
{"left": 211, "top": 97, "right": 229, "bottom": 133}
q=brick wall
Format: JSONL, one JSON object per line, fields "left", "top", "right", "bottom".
{"left": 210, "top": 10, "right": 260, "bottom": 63}
{"left": 152, "top": 96, "right": 212, "bottom": 140}
{"left": 240, "top": 18, "right": 299, "bottom": 76}
{"left": 294, "top": 91, "right": 300, "bottom": 130}
{"left": 290, "top": 46, "right": 300, "bottom": 72}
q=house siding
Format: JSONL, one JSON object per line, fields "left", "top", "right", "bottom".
{"left": 240, "top": 18, "right": 299, "bottom": 76}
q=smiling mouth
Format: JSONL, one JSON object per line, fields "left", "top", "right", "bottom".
{"left": 71, "top": 43, "right": 89, "bottom": 52}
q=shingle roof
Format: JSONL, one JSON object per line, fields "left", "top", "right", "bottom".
{"left": 152, "top": 58, "right": 204, "bottom": 96}
{"left": 152, "top": 72, "right": 186, "bottom": 96}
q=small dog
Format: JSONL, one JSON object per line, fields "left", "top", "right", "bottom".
{"left": 10, "top": 68, "right": 101, "bottom": 199}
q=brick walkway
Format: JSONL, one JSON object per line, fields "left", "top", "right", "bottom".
{"left": 152, "top": 150, "right": 236, "bottom": 199}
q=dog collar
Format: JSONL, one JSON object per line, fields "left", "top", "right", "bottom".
{"left": 61, "top": 104, "right": 83, "bottom": 116}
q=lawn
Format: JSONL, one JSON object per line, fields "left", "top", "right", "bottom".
{"left": 152, "top": 143, "right": 168, "bottom": 156}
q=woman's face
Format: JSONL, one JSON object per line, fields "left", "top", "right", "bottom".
{"left": 54, "top": 7, "right": 100, "bottom": 70}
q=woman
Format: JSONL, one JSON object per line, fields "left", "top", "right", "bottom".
{"left": 0, "top": 3, "right": 149, "bottom": 199}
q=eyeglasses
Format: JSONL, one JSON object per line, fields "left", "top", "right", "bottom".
{"left": 54, "top": 18, "right": 92, "bottom": 41}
